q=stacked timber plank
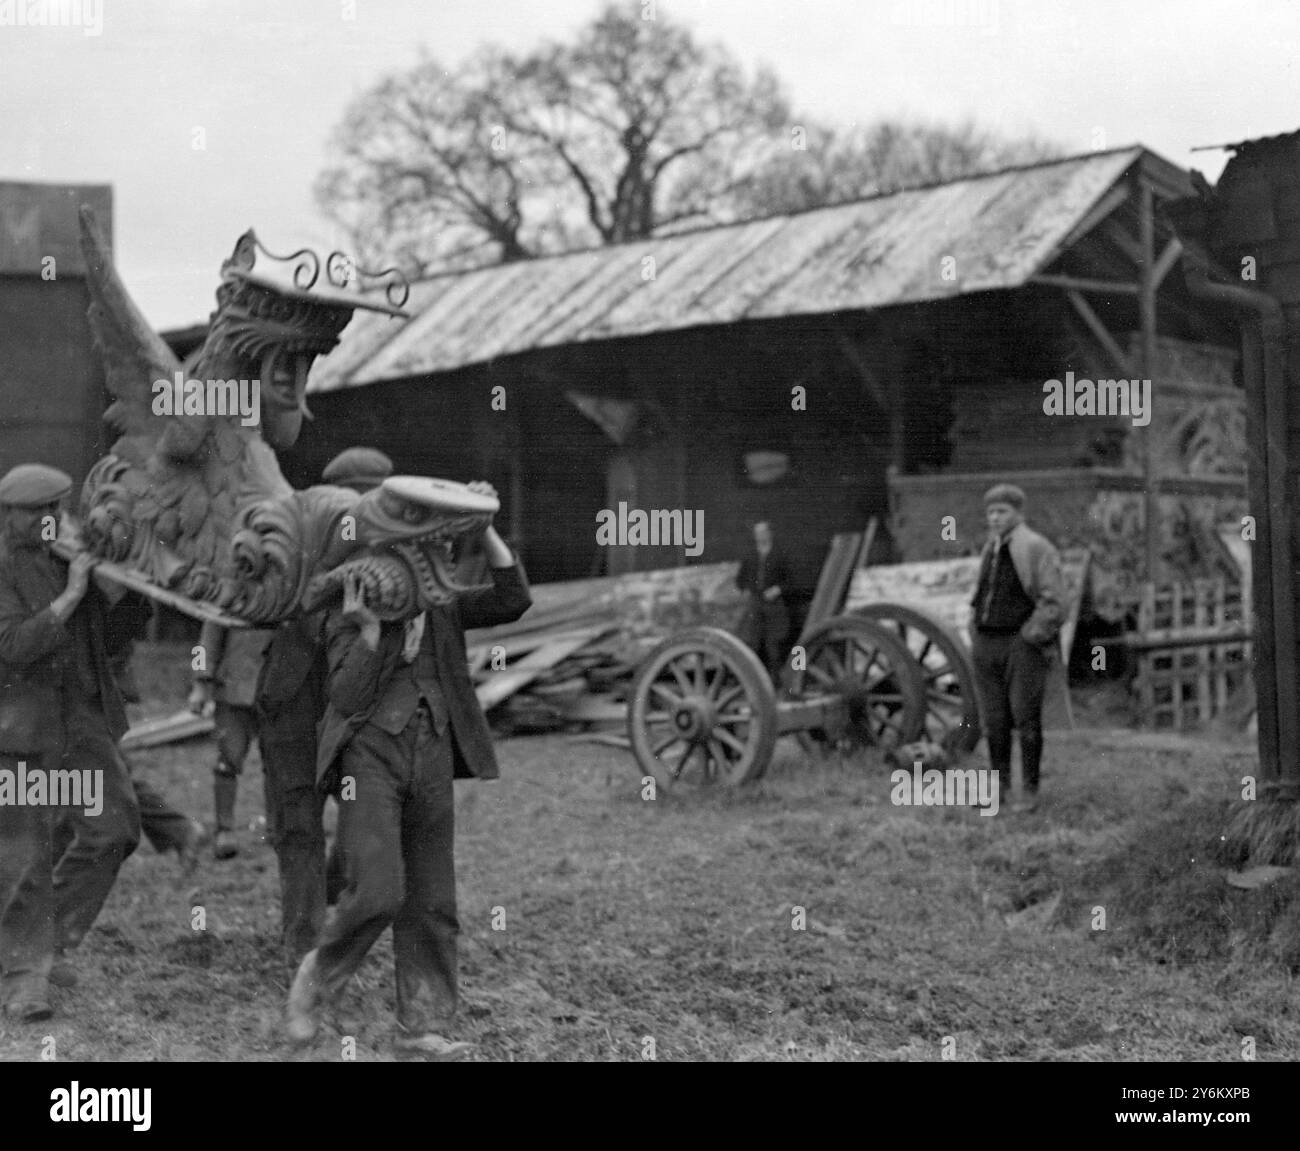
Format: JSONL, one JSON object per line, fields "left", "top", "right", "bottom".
{"left": 467, "top": 562, "right": 746, "bottom": 734}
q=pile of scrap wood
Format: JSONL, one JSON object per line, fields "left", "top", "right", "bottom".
{"left": 468, "top": 523, "right": 882, "bottom": 739}
{"left": 467, "top": 562, "right": 744, "bottom": 736}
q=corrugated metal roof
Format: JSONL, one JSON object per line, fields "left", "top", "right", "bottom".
{"left": 309, "top": 147, "right": 1147, "bottom": 394}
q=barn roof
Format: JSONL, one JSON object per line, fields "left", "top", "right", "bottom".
{"left": 308, "top": 146, "right": 1163, "bottom": 394}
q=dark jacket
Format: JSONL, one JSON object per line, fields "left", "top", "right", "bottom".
{"left": 255, "top": 612, "right": 327, "bottom": 740}
{"left": 969, "top": 522, "right": 1065, "bottom": 648}
{"left": 0, "top": 543, "right": 145, "bottom": 754}
{"left": 736, "top": 547, "right": 792, "bottom": 599}
{"left": 316, "top": 563, "right": 531, "bottom": 787}
{"left": 197, "top": 619, "right": 275, "bottom": 708}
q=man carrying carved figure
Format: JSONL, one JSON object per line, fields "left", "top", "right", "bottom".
{"left": 287, "top": 482, "right": 530, "bottom": 1059}
{"left": 0, "top": 464, "right": 146, "bottom": 1021}
{"left": 251, "top": 446, "right": 394, "bottom": 963}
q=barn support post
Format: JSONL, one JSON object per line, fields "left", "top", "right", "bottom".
{"left": 1184, "top": 264, "right": 1297, "bottom": 800}
{"left": 1138, "top": 178, "right": 1161, "bottom": 582}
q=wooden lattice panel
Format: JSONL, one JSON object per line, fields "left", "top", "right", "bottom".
{"left": 1134, "top": 578, "right": 1252, "bottom": 730}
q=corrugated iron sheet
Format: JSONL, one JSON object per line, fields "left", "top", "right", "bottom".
{"left": 309, "top": 148, "right": 1145, "bottom": 394}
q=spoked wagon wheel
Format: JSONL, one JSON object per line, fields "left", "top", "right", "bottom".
{"left": 786, "top": 615, "right": 926, "bottom": 753}
{"left": 853, "top": 602, "right": 981, "bottom": 756}
{"left": 628, "top": 627, "right": 778, "bottom": 788}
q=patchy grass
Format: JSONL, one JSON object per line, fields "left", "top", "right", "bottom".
{"left": 1, "top": 642, "right": 1297, "bottom": 1061}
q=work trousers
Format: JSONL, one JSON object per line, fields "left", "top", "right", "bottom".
{"left": 740, "top": 598, "right": 791, "bottom": 681}
{"left": 214, "top": 702, "right": 258, "bottom": 776}
{"left": 314, "top": 706, "right": 458, "bottom": 1033}
{"left": 260, "top": 720, "right": 327, "bottom": 965}
{"left": 971, "top": 630, "right": 1050, "bottom": 794}
{"left": 51, "top": 772, "right": 191, "bottom": 860}
{"left": 0, "top": 698, "right": 140, "bottom": 1003}
{"left": 132, "top": 776, "right": 195, "bottom": 855}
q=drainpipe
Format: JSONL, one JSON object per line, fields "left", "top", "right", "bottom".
{"left": 1184, "top": 264, "right": 1295, "bottom": 799}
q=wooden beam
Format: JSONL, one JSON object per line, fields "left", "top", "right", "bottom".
{"left": 1066, "top": 289, "right": 1136, "bottom": 377}
{"left": 1031, "top": 273, "right": 1139, "bottom": 296}
{"left": 1150, "top": 237, "right": 1184, "bottom": 290}
{"left": 1100, "top": 217, "right": 1144, "bottom": 266}
{"left": 1054, "top": 184, "right": 1131, "bottom": 256}
{"left": 830, "top": 322, "right": 890, "bottom": 413}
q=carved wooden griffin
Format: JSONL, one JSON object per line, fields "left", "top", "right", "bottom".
{"left": 76, "top": 209, "right": 494, "bottom": 625}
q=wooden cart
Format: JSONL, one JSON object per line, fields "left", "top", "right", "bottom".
{"left": 625, "top": 604, "right": 981, "bottom": 788}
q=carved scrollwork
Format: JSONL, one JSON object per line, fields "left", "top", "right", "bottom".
{"left": 326, "top": 250, "right": 411, "bottom": 309}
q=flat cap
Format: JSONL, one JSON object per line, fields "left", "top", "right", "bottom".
{"left": 983, "top": 483, "right": 1026, "bottom": 510}
{"left": 0, "top": 463, "right": 72, "bottom": 508}
{"left": 322, "top": 447, "right": 394, "bottom": 491}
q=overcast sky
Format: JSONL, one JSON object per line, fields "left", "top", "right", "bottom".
{"left": 3, "top": 0, "right": 1297, "bottom": 329}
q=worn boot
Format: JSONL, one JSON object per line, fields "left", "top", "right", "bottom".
{"left": 213, "top": 768, "right": 240, "bottom": 860}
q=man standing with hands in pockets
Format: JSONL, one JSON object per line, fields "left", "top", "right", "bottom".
{"left": 969, "top": 483, "right": 1065, "bottom": 814}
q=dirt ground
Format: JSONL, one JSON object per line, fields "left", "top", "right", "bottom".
{"left": 1, "top": 642, "right": 1296, "bottom": 1062}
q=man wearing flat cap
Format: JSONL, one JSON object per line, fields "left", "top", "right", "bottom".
{"left": 969, "top": 483, "right": 1064, "bottom": 813}
{"left": 249, "top": 447, "right": 395, "bottom": 966}
{"left": 0, "top": 464, "right": 145, "bottom": 1021}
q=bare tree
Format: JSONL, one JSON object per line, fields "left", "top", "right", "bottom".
{"left": 314, "top": 52, "right": 547, "bottom": 276}
{"left": 316, "top": 6, "right": 1061, "bottom": 273}
{"left": 494, "top": 5, "right": 789, "bottom": 245}
{"left": 316, "top": 4, "right": 789, "bottom": 271}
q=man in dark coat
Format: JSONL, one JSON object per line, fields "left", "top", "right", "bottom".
{"left": 735, "top": 520, "right": 793, "bottom": 680}
{"left": 0, "top": 464, "right": 144, "bottom": 1021}
{"left": 287, "top": 483, "right": 530, "bottom": 1058}
{"left": 253, "top": 446, "right": 395, "bottom": 966}
{"left": 969, "top": 483, "right": 1065, "bottom": 813}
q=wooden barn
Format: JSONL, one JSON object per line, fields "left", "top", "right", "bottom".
{"left": 1167, "top": 128, "right": 1300, "bottom": 799}
{"left": 0, "top": 181, "right": 115, "bottom": 485}
{"left": 288, "top": 146, "right": 1245, "bottom": 616}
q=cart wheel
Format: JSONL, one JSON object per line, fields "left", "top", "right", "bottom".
{"left": 627, "top": 627, "right": 777, "bottom": 788}
{"left": 853, "top": 602, "right": 981, "bottom": 756}
{"left": 787, "top": 615, "right": 927, "bottom": 752}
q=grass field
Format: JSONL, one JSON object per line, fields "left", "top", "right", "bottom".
{"left": 1, "top": 642, "right": 1297, "bottom": 1062}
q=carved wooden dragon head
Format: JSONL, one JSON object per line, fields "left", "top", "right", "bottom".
{"left": 77, "top": 210, "right": 494, "bottom": 625}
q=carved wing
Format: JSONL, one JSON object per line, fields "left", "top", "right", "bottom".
{"left": 77, "top": 206, "right": 289, "bottom": 601}
{"left": 78, "top": 207, "right": 193, "bottom": 466}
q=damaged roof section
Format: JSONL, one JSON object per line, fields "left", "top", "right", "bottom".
{"left": 309, "top": 147, "right": 1155, "bottom": 394}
